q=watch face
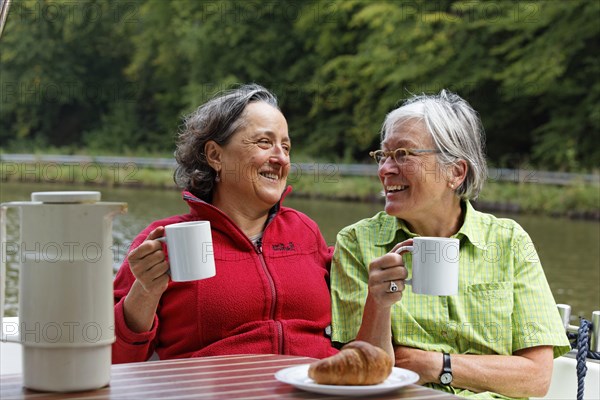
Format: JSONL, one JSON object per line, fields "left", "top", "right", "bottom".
{"left": 440, "top": 372, "right": 453, "bottom": 385}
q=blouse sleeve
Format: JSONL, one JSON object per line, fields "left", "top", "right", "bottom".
{"left": 509, "top": 227, "right": 571, "bottom": 357}
{"left": 330, "top": 228, "right": 370, "bottom": 345}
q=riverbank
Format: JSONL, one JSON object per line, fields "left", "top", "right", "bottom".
{"left": 1, "top": 162, "right": 598, "bottom": 220}
{"left": 290, "top": 174, "right": 599, "bottom": 220}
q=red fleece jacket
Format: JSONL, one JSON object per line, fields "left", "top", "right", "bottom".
{"left": 112, "top": 188, "right": 338, "bottom": 363}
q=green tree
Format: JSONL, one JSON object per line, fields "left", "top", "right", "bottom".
{"left": 1, "top": 0, "right": 140, "bottom": 151}
{"left": 122, "top": 0, "right": 310, "bottom": 152}
{"left": 294, "top": 0, "right": 599, "bottom": 169}
{"left": 1, "top": 0, "right": 598, "bottom": 170}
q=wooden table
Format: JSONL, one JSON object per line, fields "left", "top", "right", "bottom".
{"left": 0, "top": 354, "right": 459, "bottom": 399}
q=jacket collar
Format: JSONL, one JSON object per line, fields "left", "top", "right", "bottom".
{"left": 182, "top": 186, "right": 292, "bottom": 244}
{"left": 183, "top": 185, "right": 292, "bottom": 215}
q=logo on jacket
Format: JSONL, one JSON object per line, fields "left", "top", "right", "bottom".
{"left": 272, "top": 242, "right": 295, "bottom": 251}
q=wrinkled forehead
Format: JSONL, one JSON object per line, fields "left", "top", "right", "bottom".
{"left": 381, "top": 118, "right": 433, "bottom": 149}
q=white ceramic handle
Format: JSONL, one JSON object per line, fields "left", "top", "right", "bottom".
{"left": 1, "top": 203, "right": 20, "bottom": 343}
{"left": 394, "top": 245, "right": 414, "bottom": 286}
{"left": 394, "top": 245, "right": 413, "bottom": 254}
{"left": 154, "top": 236, "right": 171, "bottom": 277}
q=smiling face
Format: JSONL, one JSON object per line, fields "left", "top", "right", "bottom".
{"left": 379, "top": 119, "right": 455, "bottom": 227}
{"left": 210, "top": 102, "right": 291, "bottom": 215}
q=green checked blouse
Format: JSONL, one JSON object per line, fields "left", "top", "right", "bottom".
{"left": 331, "top": 201, "right": 570, "bottom": 399}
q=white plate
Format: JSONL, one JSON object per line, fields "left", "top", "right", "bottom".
{"left": 274, "top": 364, "right": 419, "bottom": 397}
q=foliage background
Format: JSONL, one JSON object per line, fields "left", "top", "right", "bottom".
{"left": 1, "top": 0, "right": 599, "bottom": 170}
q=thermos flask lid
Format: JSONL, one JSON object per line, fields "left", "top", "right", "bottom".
{"left": 31, "top": 191, "right": 101, "bottom": 204}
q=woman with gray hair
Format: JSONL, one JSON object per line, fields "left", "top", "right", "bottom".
{"left": 113, "top": 84, "right": 338, "bottom": 363}
{"left": 330, "top": 90, "right": 569, "bottom": 398}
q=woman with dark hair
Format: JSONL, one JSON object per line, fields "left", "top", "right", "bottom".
{"left": 113, "top": 84, "right": 338, "bottom": 363}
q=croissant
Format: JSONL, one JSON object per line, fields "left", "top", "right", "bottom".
{"left": 308, "top": 341, "right": 393, "bottom": 385}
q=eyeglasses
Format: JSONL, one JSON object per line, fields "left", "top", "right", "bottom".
{"left": 369, "top": 148, "right": 441, "bottom": 164}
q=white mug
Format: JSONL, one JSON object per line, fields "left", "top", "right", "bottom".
{"left": 157, "top": 221, "right": 216, "bottom": 282}
{"left": 395, "top": 237, "right": 460, "bottom": 296}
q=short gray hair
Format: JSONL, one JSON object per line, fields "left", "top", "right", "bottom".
{"left": 174, "top": 84, "right": 279, "bottom": 201}
{"left": 381, "top": 90, "right": 487, "bottom": 200}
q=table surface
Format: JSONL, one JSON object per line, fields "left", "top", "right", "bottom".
{"left": 0, "top": 354, "right": 460, "bottom": 399}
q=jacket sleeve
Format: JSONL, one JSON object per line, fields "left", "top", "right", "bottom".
{"left": 112, "top": 226, "right": 160, "bottom": 364}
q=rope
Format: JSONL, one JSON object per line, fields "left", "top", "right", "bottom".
{"left": 567, "top": 318, "right": 600, "bottom": 400}
{"left": 576, "top": 321, "right": 589, "bottom": 400}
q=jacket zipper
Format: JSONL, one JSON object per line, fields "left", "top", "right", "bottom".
{"left": 183, "top": 193, "right": 285, "bottom": 353}
{"left": 255, "top": 239, "right": 283, "bottom": 354}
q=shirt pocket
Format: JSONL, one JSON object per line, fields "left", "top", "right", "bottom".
{"left": 465, "top": 282, "right": 513, "bottom": 336}
{"left": 467, "top": 282, "right": 513, "bottom": 301}
{"left": 461, "top": 281, "right": 514, "bottom": 353}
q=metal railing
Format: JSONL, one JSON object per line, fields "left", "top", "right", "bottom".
{"left": 0, "top": 153, "right": 598, "bottom": 186}
{"left": 558, "top": 304, "right": 600, "bottom": 353}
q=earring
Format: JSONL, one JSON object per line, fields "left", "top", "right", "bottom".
{"left": 450, "top": 183, "right": 455, "bottom": 189}
{"left": 215, "top": 171, "right": 221, "bottom": 182}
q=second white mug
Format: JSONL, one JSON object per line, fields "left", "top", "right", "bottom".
{"left": 157, "top": 221, "right": 216, "bottom": 282}
{"left": 395, "top": 237, "right": 460, "bottom": 296}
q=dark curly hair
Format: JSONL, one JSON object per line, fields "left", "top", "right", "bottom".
{"left": 174, "top": 84, "right": 279, "bottom": 201}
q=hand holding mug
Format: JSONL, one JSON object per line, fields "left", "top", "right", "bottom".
{"left": 367, "top": 240, "right": 410, "bottom": 306}
{"left": 127, "top": 227, "right": 170, "bottom": 296}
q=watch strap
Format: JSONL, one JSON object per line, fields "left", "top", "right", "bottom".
{"left": 442, "top": 352, "right": 452, "bottom": 373}
{"left": 440, "top": 352, "right": 453, "bottom": 385}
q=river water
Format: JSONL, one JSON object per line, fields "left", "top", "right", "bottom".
{"left": 1, "top": 183, "right": 598, "bottom": 322}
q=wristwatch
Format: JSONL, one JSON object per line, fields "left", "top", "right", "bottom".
{"left": 439, "top": 352, "right": 453, "bottom": 385}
